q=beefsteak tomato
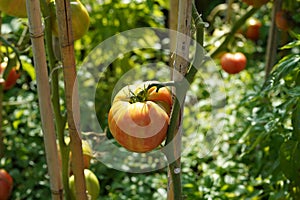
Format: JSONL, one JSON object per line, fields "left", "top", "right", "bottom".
{"left": 108, "top": 82, "right": 172, "bottom": 153}
{"left": 220, "top": 52, "right": 247, "bottom": 74}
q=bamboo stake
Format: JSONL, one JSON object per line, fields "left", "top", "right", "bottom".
{"left": 26, "top": 0, "right": 62, "bottom": 199}
{"left": 167, "top": 1, "right": 192, "bottom": 199}
{"left": 169, "top": 0, "right": 179, "bottom": 67}
{"left": 54, "top": 0, "right": 87, "bottom": 199}
{"left": 265, "top": 0, "right": 282, "bottom": 79}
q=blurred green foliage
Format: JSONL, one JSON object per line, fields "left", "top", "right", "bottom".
{"left": 0, "top": 0, "right": 300, "bottom": 199}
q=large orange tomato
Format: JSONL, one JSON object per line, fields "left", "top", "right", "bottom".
{"left": 220, "top": 52, "right": 247, "bottom": 74}
{"left": 0, "top": 63, "right": 20, "bottom": 90}
{"left": 108, "top": 82, "right": 172, "bottom": 153}
{"left": 0, "top": 169, "right": 13, "bottom": 200}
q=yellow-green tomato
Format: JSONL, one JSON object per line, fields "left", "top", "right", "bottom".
{"left": 69, "top": 169, "right": 100, "bottom": 200}
{"left": 50, "top": 0, "right": 90, "bottom": 40}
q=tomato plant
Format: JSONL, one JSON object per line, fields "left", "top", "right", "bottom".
{"left": 242, "top": 0, "right": 269, "bottom": 7}
{"left": 245, "top": 18, "right": 262, "bottom": 41}
{"left": 220, "top": 52, "right": 247, "bottom": 74}
{"left": 0, "top": 63, "right": 20, "bottom": 90}
{"left": 69, "top": 169, "right": 100, "bottom": 200}
{"left": 0, "top": 169, "right": 13, "bottom": 200}
{"left": 108, "top": 82, "right": 172, "bottom": 153}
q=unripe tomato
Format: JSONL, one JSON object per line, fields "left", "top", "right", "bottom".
{"left": 57, "top": 137, "right": 93, "bottom": 175}
{"left": 0, "top": 169, "right": 13, "bottom": 200}
{"left": 246, "top": 18, "right": 262, "bottom": 41}
{"left": 50, "top": 0, "right": 90, "bottom": 40}
{"left": 0, "top": 63, "right": 20, "bottom": 90}
{"left": 69, "top": 169, "right": 100, "bottom": 200}
{"left": 220, "top": 52, "right": 247, "bottom": 74}
{"left": 108, "top": 81, "right": 172, "bottom": 153}
{"left": 242, "top": 0, "right": 269, "bottom": 7}
{"left": 0, "top": 0, "right": 27, "bottom": 18}
{"left": 275, "top": 11, "right": 292, "bottom": 31}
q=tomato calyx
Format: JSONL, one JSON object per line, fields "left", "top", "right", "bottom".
{"left": 129, "top": 87, "right": 148, "bottom": 104}
{"left": 129, "top": 81, "right": 174, "bottom": 104}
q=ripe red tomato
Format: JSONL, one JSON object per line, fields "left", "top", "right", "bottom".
{"left": 0, "top": 64, "right": 20, "bottom": 90}
{"left": 69, "top": 169, "right": 100, "bottom": 200}
{"left": 108, "top": 82, "right": 172, "bottom": 153}
{"left": 0, "top": 169, "right": 13, "bottom": 200}
{"left": 246, "top": 18, "right": 262, "bottom": 41}
{"left": 242, "top": 0, "right": 269, "bottom": 7}
{"left": 275, "top": 11, "right": 291, "bottom": 31}
{"left": 220, "top": 52, "right": 247, "bottom": 74}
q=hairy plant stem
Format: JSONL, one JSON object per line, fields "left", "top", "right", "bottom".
{"left": 209, "top": 7, "right": 259, "bottom": 58}
{"left": 40, "top": 1, "right": 69, "bottom": 199}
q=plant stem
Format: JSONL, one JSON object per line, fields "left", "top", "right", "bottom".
{"left": 54, "top": 0, "right": 87, "bottom": 199}
{"left": 40, "top": 0, "right": 70, "bottom": 199}
{"left": 26, "top": 0, "right": 63, "bottom": 199}
{"left": 209, "top": 7, "right": 259, "bottom": 58}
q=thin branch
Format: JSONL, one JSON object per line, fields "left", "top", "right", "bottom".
{"left": 26, "top": 0, "right": 62, "bottom": 199}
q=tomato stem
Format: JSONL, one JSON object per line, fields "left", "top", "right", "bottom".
{"left": 209, "top": 7, "right": 259, "bottom": 58}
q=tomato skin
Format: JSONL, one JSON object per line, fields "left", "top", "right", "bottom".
{"left": 242, "top": 0, "right": 269, "bottom": 7}
{"left": 0, "top": 64, "right": 20, "bottom": 90}
{"left": 246, "top": 18, "right": 262, "bottom": 41}
{"left": 220, "top": 52, "right": 247, "bottom": 74}
{"left": 0, "top": 169, "right": 13, "bottom": 200}
{"left": 108, "top": 82, "right": 172, "bottom": 153}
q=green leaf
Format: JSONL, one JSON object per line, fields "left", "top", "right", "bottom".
{"left": 279, "top": 140, "right": 300, "bottom": 183}
{"left": 280, "top": 40, "right": 300, "bottom": 50}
